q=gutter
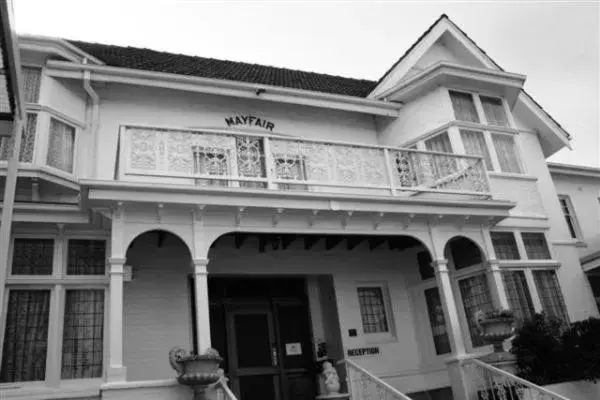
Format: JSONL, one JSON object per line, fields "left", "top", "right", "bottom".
{"left": 44, "top": 61, "right": 403, "bottom": 117}
{"left": 82, "top": 58, "right": 100, "bottom": 178}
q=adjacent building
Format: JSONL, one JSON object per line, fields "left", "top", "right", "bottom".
{"left": 0, "top": 14, "right": 598, "bottom": 400}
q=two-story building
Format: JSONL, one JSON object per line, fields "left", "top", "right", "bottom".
{"left": 0, "top": 14, "right": 597, "bottom": 400}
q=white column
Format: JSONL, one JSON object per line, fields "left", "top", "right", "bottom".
{"left": 432, "top": 259, "right": 467, "bottom": 355}
{"left": 481, "top": 226, "right": 510, "bottom": 310}
{"left": 107, "top": 257, "right": 127, "bottom": 382}
{"left": 193, "top": 258, "right": 211, "bottom": 353}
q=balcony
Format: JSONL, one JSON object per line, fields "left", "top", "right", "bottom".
{"left": 117, "top": 125, "right": 491, "bottom": 200}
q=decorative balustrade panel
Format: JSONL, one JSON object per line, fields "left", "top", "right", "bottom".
{"left": 122, "top": 126, "right": 491, "bottom": 198}
{"left": 463, "top": 359, "right": 569, "bottom": 400}
{"left": 344, "top": 359, "right": 413, "bottom": 400}
{"left": 0, "top": 113, "right": 37, "bottom": 163}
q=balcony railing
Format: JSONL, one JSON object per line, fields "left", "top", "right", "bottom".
{"left": 119, "top": 125, "right": 491, "bottom": 198}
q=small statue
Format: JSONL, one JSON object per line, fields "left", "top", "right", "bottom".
{"left": 321, "top": 360, "right": 341, "bottom": 395}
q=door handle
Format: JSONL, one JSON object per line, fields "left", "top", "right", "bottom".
{"left": 271, "top": 346, "right": 278, "bottom": 367}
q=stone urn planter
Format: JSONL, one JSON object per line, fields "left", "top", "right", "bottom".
{"left": 476, "top": 309, "right": 515, "bottom": 352}
{"left": 169, "top": 347, "right": 223, "bottom": 400}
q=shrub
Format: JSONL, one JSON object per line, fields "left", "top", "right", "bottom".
{"left": 561, "top": 317, "right": 600, "bottom": 383}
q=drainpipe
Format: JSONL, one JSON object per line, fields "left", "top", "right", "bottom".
{"left": 82, "top": 57, "right": 100, "bottom": 178}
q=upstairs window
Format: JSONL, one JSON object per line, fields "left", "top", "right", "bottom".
{"left": 480, "top": 95, "right": 509, "bottom": 127}
{"left": 425, "top": 132, "right": 453, "bottom": 153}
{"left": 558, "top": 195, "right": 581, "bottom": 239}
{"left": 522, "top": 232, "right": 551, "bottom": 260}
{"left": 491, "top": 133, "right": 522, "bottom": 173}
{"left": 450, "top": 91, "right": 480, "bottom": 123}
{"left": 47, "top": 118, "right": 75, "bottom": 173}
{"left": 460, "top": 129, "right": 493, "bottom": 171}
{"left": 22, "top": 67, "right": 42, "bottom": 103}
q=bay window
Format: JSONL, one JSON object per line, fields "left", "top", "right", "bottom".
{"left": 491, "top": 133, "right": 522, "bottom": 173}
{"left": 502, "top": 270, "right": 535, "bottom": 325}
{"left": 458, "top": 274, "right": 494, "bottom": 347}
{"left": 490, "top": 232, "right": 520, "bottom": 260}
{"left": 449, "top": 91, "right": 480, "bottom": 123}
{"left": 47, "top": 118, "right": 76, "bottom": 173}
{"left": 1, "top": 236, "right": 107, "bottom": 384}
{"left": 460, "top": 129, "right": 493, "bottom": 170}
{"left": 522, "top": 233, "right": 551, "bottom": 260}
{"left": 533, "top": 270, "right": 569, "bottom": 323}
{"left": 480, "top": 95, "right": 509, "bottom": 127}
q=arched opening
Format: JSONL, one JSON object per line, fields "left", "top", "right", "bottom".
{"left": 123, "top": 229, "right": 194, "bottom": 381}
{"left": 443, "top": 235, "right": 493, "bottom": 349}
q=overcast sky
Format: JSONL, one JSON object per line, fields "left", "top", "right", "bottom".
{"left": 13, "top": 0, "right": 600, "bottom": 167}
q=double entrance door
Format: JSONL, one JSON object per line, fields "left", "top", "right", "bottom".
{"left": 208, "top": 278, "right": 316, "bottom": 400}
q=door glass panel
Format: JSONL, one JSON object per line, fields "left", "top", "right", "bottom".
{"left": 239, "top": 375, "right": 277, "bottom": 400}
{"left": 234, "top": 313, "right": 272, "bottom": 368}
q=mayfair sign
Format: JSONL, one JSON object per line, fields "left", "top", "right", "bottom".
{"left": 225, "top": 115, "right": 275, "bottom": 132}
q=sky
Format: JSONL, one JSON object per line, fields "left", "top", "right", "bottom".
{"left": 12, "top": 0, "right": 600, "bottom": 167}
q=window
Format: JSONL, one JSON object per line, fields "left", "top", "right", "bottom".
{"left": 480, "top": 96, "right": 509, "bottom": 127}
{"left": 460, "top": 130, "right": 493, "bottom": 170}
{"left": 558, "top": 196, "right": 580, "bottom": 239}
{"left": 47, "top": 118, "right": 75, "bottom": 173}
{"left": 491, "top": 133, "right": 522, "bottom": 173}
{"left": 424, "top": 288, "right": 451, "bottom": 355}
{"left": 533, "top": 270, "right": 569, "bottom": 323}
{"left": 357, "top": 286, "right": 389, "bottom": 334}
{"left": 425, "top": 132, "right": 453, "bottom": 153}
{"left": 67, "top": 240, "right": 106, "bottom": 275}
{"left": 502, "top": 270, "right": 535, "bottom": 325}
{"left": 458, "top": 274, "right": 494, "bottom": 347}
{"left": 425, "top": 132, "right": 456, "bottom": 179}
{"left": 0, "top": 113, "right": 38, "bottom": 163}
{"left": 22, "top": 67, "right": 41, "bottom": 103}
{"left": 2, "top": 237, "right": 107, "bottom": 384}
{"left": 274, "top": 155, "right": 307, "bottom": 191}
{"left": 61, "top": 290, "right": 105, "bottom": 379}
{"left": 0, "top": 290, "right": 50, "bottom": 382}
{"left": 490, "top": 232, "right": 520, "bottom": 260}
{"left": 192, "top": 146, "right": 229, "bottom": 186}
{"left": 11, "top": 238, "right": 54, "bottom": 275}
{"left": 450, "top": 91, "right": 480, "bottom": 123}
{"left": 522, "top": 233, "right": 551, "bottom": 260}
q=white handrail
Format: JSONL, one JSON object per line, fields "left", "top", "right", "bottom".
{"left": 341, "top": 358, "right": 413, "bottom": 400}
{"left": 464, "top": 359, "right": 571, "bottom": 400}
{"left": 215, "top": 378, "right": 239, "bottom": 400}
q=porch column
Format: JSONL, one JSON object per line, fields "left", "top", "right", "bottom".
{"left": 432, "top": 258, "right": 467, "bottom": 355}
{"left": 481, "top": 226, "right": 510, "bottom": 310}
{"left": 192, "top": 258, "right": 211, "bottom": 353}
{"left": 107, "top": 257, "right": 127, "bottom": 382}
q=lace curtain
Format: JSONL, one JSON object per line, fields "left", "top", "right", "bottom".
{"left": 67, "top": 240, "right": 106, "bottom": 275}
{"left": 460, "top": 129, "right": 493, "bottom": 170}
{"left": 46, "top": 118, "right": 75, "bottom": 173}
{"left": 11, "top": 238, "right": 54, "bottom": 275}
{"left": 458, "top": 274, "right": 494, "bottom": 347}
{"left": 533, "top": 270, "right": 569, "bottom": 323}
{"left": 61, "top": 290, "right": 105, "bottom": 379}
{"left": 0, "top": 114, "right": 38, "bottom": 163}
{"left": 502, "top": 271, "right": 535, "bottom": 325}
{"left": 425, "top": 132, "right": 456, "bottom": 179}
{"left": 492, "top": 134, "right": 521, "bottom": 173}
{"left": 0, "top": 290, "right": 50, "bottom": 382}
{"left": 357, "top": 287, "right": 388, "bottom": 334}
{"left": 22, "top": 67, "right": 41, "bottom": 103}
{"left": 480, "top": 96, "right": 509, "bottom": 127}
{"left": 450, "top": 91, "right": 480, "bottom": 123}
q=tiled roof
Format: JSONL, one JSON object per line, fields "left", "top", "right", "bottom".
{"left": 67, "top": 40, "right": 378, "bottom": 98}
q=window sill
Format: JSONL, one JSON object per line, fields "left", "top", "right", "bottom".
{"left": 497, "top": 260, "right": 561, "bottom": 268}
{"left": 0, "top": 381, "right": 101, "bottom": 399}
{"left": 488, "top": 172, "right": 537, "bottom": 182}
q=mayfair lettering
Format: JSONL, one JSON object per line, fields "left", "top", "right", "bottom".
{"left": 225, "top": 115, "right": 275, "bottom": 132}
{"left": 347, "top": 347, "right": 380, "bottom": 357}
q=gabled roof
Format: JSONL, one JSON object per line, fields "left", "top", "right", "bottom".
{"left": 67, "top": 40, "right": 378, "bottom": 98}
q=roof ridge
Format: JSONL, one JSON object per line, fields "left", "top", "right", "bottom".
{"left": 67, "top": 39, "right": 377, "bottom": 84}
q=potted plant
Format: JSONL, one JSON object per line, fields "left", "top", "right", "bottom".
{"left": 169, "top": 347, "right": 224, "bottom": 399}
{"left": 475, "top": 309, "right": 515, "bottom": 353}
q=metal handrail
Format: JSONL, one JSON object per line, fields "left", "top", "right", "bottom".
{"left": 341, "top": 358, "right": 413, "bottom": 400}
{"left": 465, "top": 358, "right": 570, "bottom": 400}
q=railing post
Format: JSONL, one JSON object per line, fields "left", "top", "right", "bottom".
{"left": 383, "top": 148, "right": 396, "bottom": 196}
{"left": 263, "top": 136, "right": 277, "bottom": 190}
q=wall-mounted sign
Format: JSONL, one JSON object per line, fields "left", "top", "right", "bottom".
{"left": 285, "top": 342, "right": 302, "bottom": 356}
{"left": 225, "top": 115, "right": 275, "bottom": 132}
{"left": 347, "top": 347, "right": 380, "bottom": 357}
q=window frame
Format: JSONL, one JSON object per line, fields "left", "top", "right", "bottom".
{"left": 355, "top": 282, "right": 396, "bottom": 344}
{"left": 1, "top": 234, "right": 109, "bottom": 389}
{"left": 557, "top": 195, "right": 582, "bottom": 240}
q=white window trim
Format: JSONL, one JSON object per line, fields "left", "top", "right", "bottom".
{"left": 557, "top": 195, "right": 583, "bottom": 240}
{"left": 1, "top": 234, "right": 109, "bottom": 390}
{"left": 356, "top": 282, "right": 397, "bottom": 344}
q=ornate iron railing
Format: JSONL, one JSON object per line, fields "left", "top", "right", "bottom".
{"left": 120, "top": 125, "right": 491, "bottom": 198}
{"left": 463, "top": 359, "right": 569, "bottom": 400}
{"left": 341, "top": 359, "right": 413, "bottom": 400}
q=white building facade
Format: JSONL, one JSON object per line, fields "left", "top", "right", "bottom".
{"left": 0, "top": 15, "right": 597, "bottom": 400}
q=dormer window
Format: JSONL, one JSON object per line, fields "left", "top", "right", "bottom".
{"left": 449, "top": 91, "right": 479, "bottom": 123}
